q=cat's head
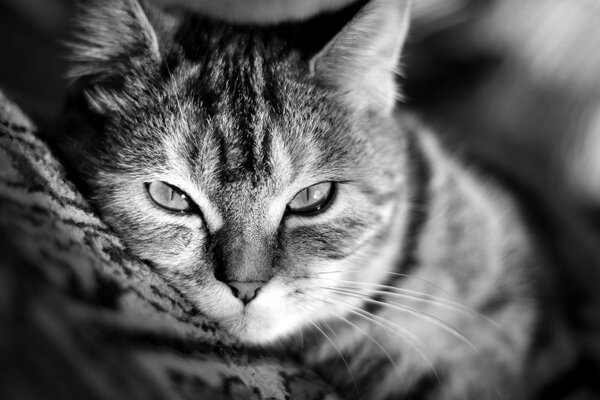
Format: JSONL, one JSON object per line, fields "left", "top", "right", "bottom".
{"left": 61, "top": 0, "right": 412, "bottom": 344}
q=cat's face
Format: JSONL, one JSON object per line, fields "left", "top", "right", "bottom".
{"left": 63, "top": 0, "right": 411, "bottom": 344}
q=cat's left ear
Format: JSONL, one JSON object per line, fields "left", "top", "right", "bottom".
{"left": 67, "top": 0, "right": 161, "bottom": 103}
{"left": 310, "top": 0, "right": 411, "bottom": 114}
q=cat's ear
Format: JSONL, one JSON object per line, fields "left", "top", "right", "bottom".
{"left": 310, "top": 0, "right": 411, "bottom": 114}
{"left": 67, "top": 0, "right": 161, "bottom": 110}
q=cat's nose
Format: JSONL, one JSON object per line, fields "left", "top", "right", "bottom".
{"left": 227, "top": 281, "right": 264, "bottom": 305}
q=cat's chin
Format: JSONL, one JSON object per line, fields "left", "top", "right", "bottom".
{"left": 214, "top": 312, "right": 294, "bottom": 345}
{"left": 217, "top": 298, "right": 304, "bottom": 345}
{"left": 220, "top": 317, "right": 292, "bottom": 345}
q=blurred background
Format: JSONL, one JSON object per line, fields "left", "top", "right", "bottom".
{"left": 1, "top": 0, "right": 600, "bottom": 221}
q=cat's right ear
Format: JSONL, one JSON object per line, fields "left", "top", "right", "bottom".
{"left": 67, "top": 0, "right": 161, "bottom": 112}
{"left": 310, "top": 0, "right": 411, "bottom": 115}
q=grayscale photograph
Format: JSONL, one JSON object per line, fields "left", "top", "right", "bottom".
{"left": 1, "top": 0, "right": 600, "bottom": 399}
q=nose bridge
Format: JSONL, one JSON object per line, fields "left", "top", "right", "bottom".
{"left": 215, "top": 211, "right": 275, "bottom": 283}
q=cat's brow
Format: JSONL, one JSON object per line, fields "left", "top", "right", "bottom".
{"left": 193, "top": 189, "right": 225, "bottom": 232}
{"left": 160, "top": 146, "right": 224, "bottom": 232}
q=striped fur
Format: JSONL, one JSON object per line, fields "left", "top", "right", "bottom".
{"left": 55, "top": 0, "right": 599, "bottom": 399}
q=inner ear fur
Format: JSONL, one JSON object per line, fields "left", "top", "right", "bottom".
{"left": 65, "top": 0, "right": 164, "bottom": 113}
{"left": 68, "top": 0, "right": 162, "bottom": 82}
{"left": 310, "top": 0, "right": 411, "bottom": 114}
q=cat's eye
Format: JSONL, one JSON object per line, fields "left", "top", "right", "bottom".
{"left": 146, "top": 181, "right": 194, "bottom": 213}
{"left": 288, "top": 182, "right": 335, "bottom": 215}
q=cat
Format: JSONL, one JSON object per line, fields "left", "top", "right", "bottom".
{"left": 54, "top": 0, "right": 595, "bottom": 398}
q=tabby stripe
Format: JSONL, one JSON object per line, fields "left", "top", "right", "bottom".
{"left": 362, "top": 126, "right": 432, "bottom": 313}
{"left": 0, "top": 125, "right": 47, "bottom": 153}
{"left": 397, "top": 371, "right": 441, "bottom": 400}
{"left": 0, "top": 119, "right": 33, "bottom": 134}
{"left": 0, "top": 195, "right": 111, "bottom": 234}
{"left": 0, "top": 173, "right": 91, "bottom": 212}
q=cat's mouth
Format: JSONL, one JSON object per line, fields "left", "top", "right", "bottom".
{"left": 203, "top": 280, "right": 321, "bottom": 345}
{"left": 219, "top": 292, "right": 299, "bottom": 344}
{"left": 219, "top": 311, "right": 282, "bottom": 344}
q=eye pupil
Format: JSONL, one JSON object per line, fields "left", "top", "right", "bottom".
{"left": 146, "top": 181, "right": 194, "bottom": 213}
{"left": 288, "top": 182, "right": 334, "bottom": 215}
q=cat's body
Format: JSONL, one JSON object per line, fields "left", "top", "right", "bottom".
{"left": 55, "top": 0, "right": 596, "bottom": 398}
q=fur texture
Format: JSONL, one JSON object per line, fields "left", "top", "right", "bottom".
{"left": 55, "top": 0, "right": 594, "bottom": 398}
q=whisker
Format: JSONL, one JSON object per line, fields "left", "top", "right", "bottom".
{"left": 328, "top": 282, "right": 502, "bottom": 332}
{"left": 316, "top": 277, "right": 469, "bottom": 311}
{"left": 329, "top": 287, "right": 485, "bottom": 360}
{"left": 322, "top": 293, "right": 423, "bottom": 346}
{"left": 306, "top": 292, "right": 440, "bottom": 384}
{"left": 314, "top": 271, "right": 502, "bottom": 332}
{"left": 344, "top": 307, "right": 441, "bottom": 384}
{"left": 322, "top": 309, "right": 402, "bottom": 380}
{"left": 309, "top": 321, "right": 359, "bottom": 396}
{"left": 299, "top": 326, "right": 305, "bottom": 350}
{"left": 307, "top": 294, "right": 403, "bottom": 379}
{"left": 324, "top": 296, "right": 441, "bottom": 381}
{"left": 316, "top": 270, "right": 449, "bottom": 294}
{"left": 321, "top": 319, "right": 346, "bottom": 350}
